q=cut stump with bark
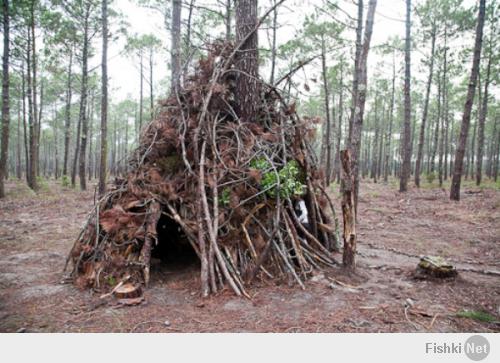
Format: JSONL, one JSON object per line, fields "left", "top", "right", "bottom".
{"left": 416, "top": 256, "right": 457, "bottom": 279}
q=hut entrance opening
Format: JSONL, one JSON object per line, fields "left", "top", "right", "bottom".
{"left": 151, "top": 212, "right": 199, "bottom": 272}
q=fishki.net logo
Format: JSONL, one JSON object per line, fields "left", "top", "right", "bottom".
{"left": 425, "top": 335, "right": 490, "bottom": 361}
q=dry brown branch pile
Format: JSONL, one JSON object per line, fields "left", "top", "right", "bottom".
{"left": 65, "top": 42, "right": 340, "bottom": 297}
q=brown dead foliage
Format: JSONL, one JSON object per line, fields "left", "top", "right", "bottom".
{"left": 65, "top": 41, "right": 340, "bottom": 297}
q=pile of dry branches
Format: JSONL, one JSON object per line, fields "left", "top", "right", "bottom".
{"left": 65, "top": 41, "right": 340, "bottom": 297}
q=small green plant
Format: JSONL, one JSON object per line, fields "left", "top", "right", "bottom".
{"left": 36, "top": 176, "right": 50, "bottom": 191}
{"left": 61, "top": 175, "right": 70, "bottom": 188}
{"left": 426, "top": 171, "right": 436, "bottom": 184}
{"left": 456, "top": 310, "right": 496, "bottom": 323}
{"left": 220, "top": 188, "right": 231, "bottom": 206}
{"left": 250, "top": 158, "right": 305, "bottom": 199}
{"left": 106, "top": 275, "right": 117, "bottom": 287}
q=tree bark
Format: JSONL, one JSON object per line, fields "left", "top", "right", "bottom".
{"left": 347, "top": 0, "right": 377, "bottom": 211}
{"left": 384, "top": 51, "right": 395, "bottom": 183}
{"left": 348, "top": 0, "right": 363, "bottom": 141}
{"left": 450, "top": 0, "right": 486, "bottom": 201}
{"left": 171, "top": 0, "right": 182, "bottom": 93}
{"left": 0, "top": 0, "right": 10, "bottom": 198}
{"left": 63, "top": 48, "right": 73, "bottom": 176}
{"left": 139, "top": 53, "right": 143, "bottom": 131}
{"left": 269, "top": 0, "right": 277, "bottom": 84}
{"left": 26, "top": 27, "right": 37, "bottom": 191}
{"left": 320, "top": 35, "right": 332, "bottom": 185}
{"left": 341, "top": 150, "right": 356, "bottom": 272}
{"left": 78, "top": 6, "right": 90, "bottom": 190}
{"left": 476, "top": 53, "right": 490, "bottom": 185}
{"left": 415, "top": 25, "right": 436, "bottom": 187}
{"left": 235, "top": 0, "right": 259, "bottom": 122}
{"left": 399, "top": 0, "right": 412, "bottom": 192}
{"left": 225, "top": 0, "right": 232, "bottom": 40}
{"left": 99, "top": 0, "right": 108, "bottom": 196}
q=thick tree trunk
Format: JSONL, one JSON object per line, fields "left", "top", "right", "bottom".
{"left": 78, "top": 8, "right": 90, "bottom": 190}
{"left": 347, "top": 0, "right": 377, "bottom": 212}
{"left": 99, "top": 0, "right": 108, "bottom": 196}
{"left": 0, "top": 0, "right": 10, "bottom": 198}
{"left": 235, "top": 0, "right": 259, "bottom": 122}
{"left": 71, "top": 107, "right": 81, "bottom": 187}
{"left": 415, "top": 26, "right": 436, "bottom": 187}
{"left": 399, "top": 0, "right": 412, "bottom": 193}
{"left": 63, "top": 48, "right": 73, "bottom": 176}
{"left": 450, "top": 0, "right": 486, "bottom": 201}
{"left": 348, "top": 0, "right": 363, "bottom": 140}
{"left": 476, "top": 54, "right": 490, "bottom": 186}
{"left": 26, "top": 29, "right": 37, "bottom": 191}
{"left": 341, "top": 150, "right": 356, "bottom": 272}
{"left": 370, "top": 94, "right": 379, "bottom": 183}
{"left": 335, "top": 60, "right": 344, "bottom": 183}
{"left": 171, "top": 0, "right": 182, "bottom": 93}
{"left": 321, "top": 36, "right": 332, "bottom": 185}
{"left": 16, "top": 98, "right": 21, "bottom": 179}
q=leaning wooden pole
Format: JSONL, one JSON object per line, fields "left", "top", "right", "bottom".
{"left": 341, "top": 150, "right": 356, "bottom": 271}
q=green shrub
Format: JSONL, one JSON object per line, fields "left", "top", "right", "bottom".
{"left": 61, "top": 175, "right": 70, "bottom": 187}
{"left": 250, "top": 158, "right": 305, "bottom": 199}
{"left": 36, "top": 176, "right": 50, "bottom": 191}
{"left": 426, "top": 171, "right": 436, "bottom": 184}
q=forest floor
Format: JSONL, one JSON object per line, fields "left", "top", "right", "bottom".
{"left": 0, "top": 177, "right": 499, "bottom": 332}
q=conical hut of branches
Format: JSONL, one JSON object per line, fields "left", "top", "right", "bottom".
{"left": 65, "top": 41, "right": 340, "bottom": 297}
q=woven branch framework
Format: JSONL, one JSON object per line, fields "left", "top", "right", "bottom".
{"left": 65, "top": 42, "right": 340, "bottom": 297}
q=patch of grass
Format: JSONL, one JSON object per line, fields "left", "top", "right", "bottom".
{"left": 36, "top": 176, "right": 52, "bottom": 193}
{"left": 5, "top": 180, "right": 36, "bottom": 199}
{"left": 456, "top": 310, "right": 496, "bottom": 323}
{"left": 60, "top": 175, "right": 70, "bottom": 188}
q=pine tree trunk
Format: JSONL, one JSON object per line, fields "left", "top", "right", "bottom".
{"left": 476, "top": 54, "right": 490, "bottom": 185}
{"left": 341, "top": 150, "right": 356, "bottom": 272}
{"left": 335, "top": 60, "right": 344, "bottom": 183}
{"left": 415, "top": 26, "right": 436, "bottom": 187}
{"left": 149, "top": 49, "right": 154, "bottom": 120}
{"left": 78, "top": 7, "right": 90, "bottom": 190}
{"left": 71, "top": 108, "right": 81, "bottom": 187}
{"left": 171, "top": 0, "right": 182, "bottom": 93}
{"left": 348, "top": 0, "right": 377, "bottom": 211}
{"left": 450, "top": 0, "right": 486, "bottom": 201}
{"left": 269, "top": 0, "right": 277, "bottom": 84}
{"left": 321, "top": 36, "right": 332, "bottom": 185}
{"left": 348, "top": 0, "right": 363, "bottom": 140}
{"left": 26, "top": 29, "right": 37, "bottom": 191}
{"left": 0, "top": 0, "right": 10, "bottom": 198}
{"left": 399, "top": 0, "right": 412, "bottom": 193}
{"left": 225, "top": 0, "right": 232, "bottom": 40}
{"left": 21, "top": 63, "right": 29, "bottom": 182}
{"left": 63, "top": 48, "right": 73, "bottom": 177}
{"left": 384, "top": 52, "right": 395, "bottom": 183}
{"left": 139, "top": 54, "right": 143, "bottom": 131}
{"left": 99, "top": 0, "right": 108, "bottom": 196}
{"left": 16, "top": 98, "right": 21, "bottom": 179}
{"left": 235, "top": 0, "right": 259, "bottom": 122}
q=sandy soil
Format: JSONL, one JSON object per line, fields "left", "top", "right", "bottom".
{"left": 0, "top": 178, "right": 499, "bottom": 332}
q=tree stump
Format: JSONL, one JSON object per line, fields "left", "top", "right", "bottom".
{"left": 341, "top": 150, "right": 356, "bottom": 271}
{"left": 416, "top": 256, "right": 457, "bottom": 278}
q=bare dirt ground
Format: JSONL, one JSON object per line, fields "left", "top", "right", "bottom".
{"left": 1, "top": 178, "right": 499, "bottom": 332}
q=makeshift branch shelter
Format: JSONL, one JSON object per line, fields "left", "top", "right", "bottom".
{"left": 65, "top": 42, "right": 340, "bottom": 297}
